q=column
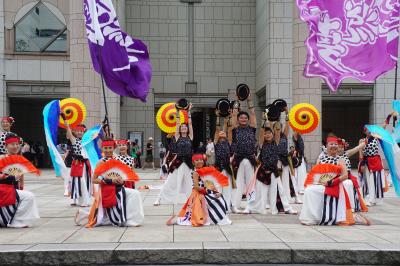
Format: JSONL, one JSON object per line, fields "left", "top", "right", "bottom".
{"left": 292, "top": 2, "right": 322, "bottom": 164}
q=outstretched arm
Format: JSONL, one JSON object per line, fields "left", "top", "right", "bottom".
{"left": 175, "top": 109, "right": 181, "bottom": 141}
{"left": 188, "top": 103, "right": 194, "bottom": 140}
{"left": 214, "top": 110, "right": 220, "bottom": 144}
{"left": 345, "top": 141, "right": 366, "bottom": 158}
{"left": 248, "top": 92, "right": 256, "bottom": 128}
{"left": 62, "top": 114, "right": 76, "bottom": 144}
{"left": 283, "top": 107, "right": 289, "bottom": 137}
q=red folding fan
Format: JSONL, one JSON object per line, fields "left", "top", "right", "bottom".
{"left": 0, "top": 155, "right": 40, "bottom": 176}
{"left": 94, "top": 159, "right": 140, "bottom": 182}
{"left": 196, "top": 166, "right": 229, "bottom": 190}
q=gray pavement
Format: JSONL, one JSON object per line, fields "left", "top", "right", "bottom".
{"left": 1, "top": 169, "right": 400, "bottom": 265}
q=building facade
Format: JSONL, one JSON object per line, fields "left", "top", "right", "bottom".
{"left": 0, "top": 0, "right": 398, "bottom": 167}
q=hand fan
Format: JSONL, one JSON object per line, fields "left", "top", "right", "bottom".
{"left": 94, "top": 159, "right": 140, "bottom": 182}
{"left": 304, "top": 163, "right": 342, "bottom": 187}
{"left": 196, "top": 166, "right": 229, "bottom": 190}
{"left": 0, "top": 155, "right": 40, "bottom": 176}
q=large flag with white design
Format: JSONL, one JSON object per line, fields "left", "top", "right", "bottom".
{"left": 297, "top": 0, "right": 400, "bottom": 91}
{"left": 83, "top": 0, "right": 152, "bottom": 102}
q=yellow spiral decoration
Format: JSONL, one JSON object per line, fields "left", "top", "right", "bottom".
{"left": 58, "top": 98, "right": 87, "bottom": 129}
{"left": 289, "top": 103, "right": 320, "bottom": 134}
{"left": 156, "top": 103, "right": 188, "bottom": 133}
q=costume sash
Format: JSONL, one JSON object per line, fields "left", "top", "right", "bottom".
{"left": 366, "top": 155, "right": 383, "bottom": 171}
{"left": 100, "top": 184, "right": 117, "bottom": 208}
{"left": 0, "top": 184, "right": 17, "bottom": 207}
{"left": 70, "top": 159, "right": 85, "bottom": 177}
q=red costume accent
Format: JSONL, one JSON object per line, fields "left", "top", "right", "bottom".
{"left": 367, "top": 155, "right": 383, "bottom": 171}
{"left": 102, "top": 140, "right": 115, "bottom": 147}
{"left": 100, "top": 184, "right": 117, "bottom": 208}
{"left": 192, "top": 153, "right": 206, "bottom": 162}
{"left": 0, "top": 184, "right": 16, "bottom": 207}
{"left": 326, "top": 136, "right": 339, "bottom": 144}
{"left": 4, "top": 137, "right": 20, "bottom": 145}
{"left": 116, "top": 140, "right": 128, "bottom": 145}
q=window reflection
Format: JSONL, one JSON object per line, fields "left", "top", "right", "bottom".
{"left": 15, "top": 3, "right": 67, "bottom": 53}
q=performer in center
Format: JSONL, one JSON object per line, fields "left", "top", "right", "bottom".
{"left": 115, "top": 139, "right": 136, "bottom": 189}
{"left": 88, "top": 139, "right": 144, "bottom": 227}
{"left": 230, "top": 92, "right": 257, "bottom": 213}
{"left": 154, "top": 103, "right": 194, "bottom": 205}
{"left": 273, "top": 110, "right": 302, "bottom": 204}
{"left": 214, "top": 110, "right": 234, "bottom": 212}
{"left": 300, "top": 136, "right": 354, "bottom": 226}
{"left": 62, "top": 114, "right": 91, "bottom": 207}
{"left": 361, "top": 128, "right": 386, "bottom": 206}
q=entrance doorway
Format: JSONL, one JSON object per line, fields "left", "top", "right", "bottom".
{"left": 9, "top": 97, "right": 64, "bottom": 168}
{"left": 322, "top": 100, "right": 370, "bottom": 167}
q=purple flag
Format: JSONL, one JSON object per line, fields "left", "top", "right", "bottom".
{"left": 297, "top": 0, "right": 400, "bottom": 91}
{"left": 83, "top": 0, "right": 152, "bottom": 102}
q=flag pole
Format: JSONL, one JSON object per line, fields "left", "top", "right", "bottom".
{"left": 394, "top": 63, "right": 398, "bottom": 128}
{"left": 97, "top": 42, "right": 111, "bottom": 137}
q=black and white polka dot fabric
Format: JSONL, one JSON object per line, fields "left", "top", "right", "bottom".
{"left": 101, "top": 157, "right": 112, "bottom": 162}
{"left": 115, "top": 155, "right": 134, "bottom": 168}
{"left": 341, "top": 154, "right": 351, "bottom": 169}
{"left": 0, "top": 131, "right": 7, "bottom": 154}
{"left": 319, "top": 154, "right": 340, "bottom": 165}
{"left": 363, "top": 137, "right": 379, "bottom": 157}
{"left": 72, "top": 138, "right": 83, "bottom": 156}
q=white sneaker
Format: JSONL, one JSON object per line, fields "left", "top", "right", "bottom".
{"left": 265, "top": 204, "right": 270, "bottom": 209}
{"left": 232, "top": 207, "right": 241, "bottom": 213}
{"left": 153, "top": 199, "right": 160, "bottom": 206}
{"left": 242, "top": 208, "right": 251, "bottom": 214}
{"left": 285, "top": 209, "right": 298, "bottom": 215}
{"left": 295, "top": 197, "right": 303, "bottom": 204}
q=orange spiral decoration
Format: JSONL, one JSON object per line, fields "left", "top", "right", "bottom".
{"left": 58, "top": 98, "right": 87, "bottom": 129}
{"left": 288, "top": 103, "right": 320, "bottom": 134}
{"left": 156, "top": 103, "right": 188, "bottom": 133}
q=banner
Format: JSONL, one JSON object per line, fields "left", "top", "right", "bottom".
{"left": 83, "top": 0, "right": 152, "bottom": 102}
{"left": 297, "top": 0, "right": 400, "bottom": 90}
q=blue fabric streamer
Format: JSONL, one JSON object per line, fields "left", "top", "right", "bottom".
{"left": 43, "top": 100, "right": 69, "bottom": 180}
{"left": 82, "top": 125, "right": 103, "bottom": 171}
{"left": 365, "top": 125, "right": 400, "bottom": 196}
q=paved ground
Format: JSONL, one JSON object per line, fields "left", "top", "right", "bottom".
{"left": 1, "top": 169, "right": 400, "bottom": 265}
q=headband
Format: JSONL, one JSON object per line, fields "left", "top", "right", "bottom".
{"left": 102, "top": 140, "right": 115, "bottom": 147}
{"left": 116, "top": 139, "right": 128, "bottom": 145}
{"left": 5, "top": 137, "right": 20, "bottom": 145}
{"left": 1, "top": 117, "right": 13, "bottom": 123}
{"left": 73, "top": 125, "right": 86, "bottom": 132}
{"left": 192, "top": 153, "right": 206, "bottom": 162}
{"left": 326, "top": 136, "right": 339, "bottom": 144}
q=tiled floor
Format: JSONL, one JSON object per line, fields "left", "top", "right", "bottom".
{"left": 2, "top": 169, "right": 400, "bottom": 253}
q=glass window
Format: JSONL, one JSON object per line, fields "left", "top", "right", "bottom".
{"left": 15, "top": 3, "right": 67, "bottom": 53}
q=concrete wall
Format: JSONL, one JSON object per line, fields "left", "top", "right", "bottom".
{"left": 123, "top": 0, "right": 257, "bottom": 152}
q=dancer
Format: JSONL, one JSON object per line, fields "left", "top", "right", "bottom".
{"left": 62, "top": 114, "right": 91, "bottom": 207}
{"left": 115, "top": 139, "right": 136, "bottom": 189}
{"left": 300, "top": 136, "right": 355, "bottom": 226}
{"left": 0, "top": 133, "right": 40, "bottom": 227}
{"left": 160, "top": 134, "right": 176, "bottom": 180}
{"left": 293, "top": 132, "right": 307, "bottom": 194}
{"left": 249, "top": 124, "right": 297, "bottom": 215}
{"left": 169, "top": 153, "right": 231, "bottom": 226}
{"left": 362, "top": 128, "right": 386, "bottom": 206}
{"left": 88, "top": 139, "right": 144, "bottom": 227}
{"left": 214, "top": 111, "right": 234, "bottom": 212}
{"left": 230, "top": 92, "right": 257, "bottom": 213}
{"left": 273, "top": 111, "right": 302, "bottom": 204}
{"left": 0, "top": 117, "right": 15, "bottom": 155}
{"left": 154, "top": 103, "right": 194, "bottom": 205}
